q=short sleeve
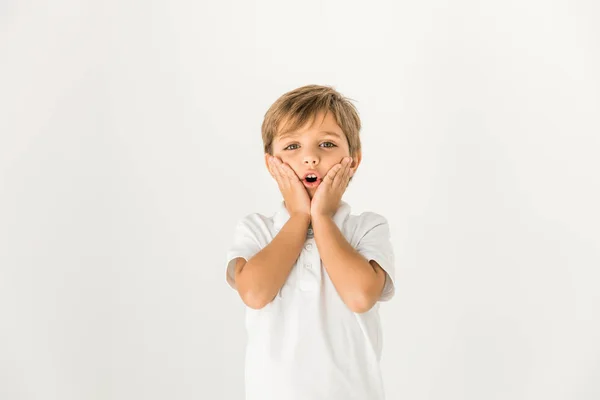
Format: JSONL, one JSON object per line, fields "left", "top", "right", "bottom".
{"left": 354, "top": 213, "right": 396, "bottom": 302}
{"left": 225, "top": 214, "right": 267, "bottom": 290}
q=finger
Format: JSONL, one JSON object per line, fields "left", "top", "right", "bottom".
{"left": 324, "top": 163, "right": 343, "bottom": 186}
{"left": 336, "top": 158, "right": 350, "bottom": 188}
{"left": 332, "top": 158, "right": 350, "bottom": 189}
{"left": 268, "top": 157, "right": 279, "bottom": 178}
{"left": 267, "top": 157, "right": 278, "bottom": 178}
{"left": 274, "top": 158, "right": 298, "bottom": 192}
{"left": 344, "top": 161, "right": 354, "bottom": 189}
{"left": 272, "top": 157, "right": 294, "bottom": 188}
{"left": 342, "top": 157, "right": 353, "bottom": 183}
{"left": 346, "top": 166, "right": 355, "bottom": 187}
{"left": 280, "top": 162, "right": 301, "bottom": 182}
{"left": 269, "top": 157, "right": 285, "bottom": 187}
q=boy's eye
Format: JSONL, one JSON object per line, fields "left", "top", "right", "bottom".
{"left": 283, "top": 143, "right": 300, "bottom": 150}
{"left": 283, "top": 142, "right": 336, "bottom": 150}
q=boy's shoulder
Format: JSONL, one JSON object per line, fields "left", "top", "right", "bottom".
{"left": 233, "top": 211, "right": 275, "bottom": 232}
{"left": 346, "top": 208, "right": 389, "bottom": 228}
{"left": 348, "top": 209, "right": 388, "bottom": 222}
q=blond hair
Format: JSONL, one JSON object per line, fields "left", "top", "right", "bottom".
{"left": 261, "top": 85, "right": 361, "bottom": 156}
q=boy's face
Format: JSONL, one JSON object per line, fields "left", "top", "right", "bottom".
{"left": 265, "top": 111, "right": 361, "bottom": 199}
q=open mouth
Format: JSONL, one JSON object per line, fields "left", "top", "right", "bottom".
{"left": 303, "top": 173, "right": 321, "bottom": 188}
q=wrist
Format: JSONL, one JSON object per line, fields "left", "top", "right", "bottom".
{"left": 290, "top": 212, "right": 311, "bottom": 225}
{"left": 311, "top": 213, "right": 334, "bottom": 224}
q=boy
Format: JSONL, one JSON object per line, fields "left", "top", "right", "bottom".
{"left": 226, "top": 84, "right": 396, "bottom": 400}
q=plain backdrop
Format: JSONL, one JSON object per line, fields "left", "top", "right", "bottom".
{"left": 1, "top": 1, "right": 599, "bottom": 399}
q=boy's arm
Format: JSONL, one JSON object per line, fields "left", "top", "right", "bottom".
{"left": 312, "top": 214, "right": 386, "bottom": 313}
{"left": 234, "top": 213, "right": 310, "bottom": 309}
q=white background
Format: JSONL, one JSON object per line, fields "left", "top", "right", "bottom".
{"left": 1, "top": 1, "right": 599, "bottom": 399}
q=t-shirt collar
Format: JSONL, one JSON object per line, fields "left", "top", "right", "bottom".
{"left": 273, "top": 200, "right": 351, "bottom": 232}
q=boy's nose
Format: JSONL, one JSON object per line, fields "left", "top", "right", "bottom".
{"left": 303, "top": 155, "right": 319, "bottom": 165}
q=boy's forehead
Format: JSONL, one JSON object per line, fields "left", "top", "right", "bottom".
{"left": 276, "top": 112, "right": 343, "bottom": 140}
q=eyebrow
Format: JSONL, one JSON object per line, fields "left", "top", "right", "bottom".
{"left": 278, "top": 130, "right": 343, "bottom": 140}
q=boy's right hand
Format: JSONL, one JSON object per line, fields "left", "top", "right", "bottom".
{"left": 268, "top": 156, "right": 311, "bottom": 219}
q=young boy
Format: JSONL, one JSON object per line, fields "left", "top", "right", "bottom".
{"left": 225, "top": 84, "right": 396, "bottom": 400}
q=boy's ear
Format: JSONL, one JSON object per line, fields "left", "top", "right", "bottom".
{"left": 264, "top": 153, "right": 273, "bottom": 177}
{"left": 351, "top": 152, "right": 362, "bottom": 172}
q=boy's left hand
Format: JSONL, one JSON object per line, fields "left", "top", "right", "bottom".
{"left": 311, "top": 157, "right": 354, "bottom": 218}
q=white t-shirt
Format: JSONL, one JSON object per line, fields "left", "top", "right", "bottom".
{"left": 226, "top": 200, "right": 396, "bottom": 400}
